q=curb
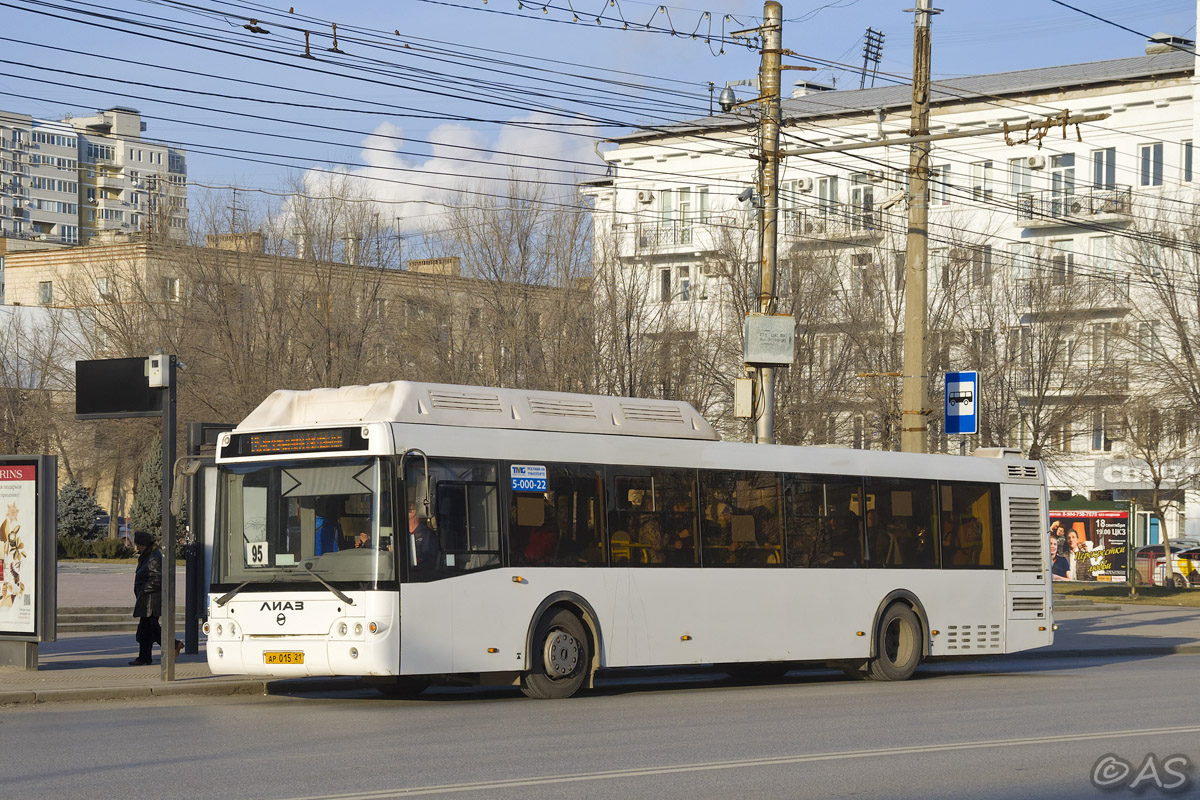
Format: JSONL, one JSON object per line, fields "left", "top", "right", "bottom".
{"left": 0, "top": 676, "right": 366, "bottom": 708}
{"left": 3, "top": 648, "right": 1198, "bottom": 708}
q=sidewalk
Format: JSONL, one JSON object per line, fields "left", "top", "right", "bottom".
{"left": 3, "top": 565, "right": 1199, "bottom": 707}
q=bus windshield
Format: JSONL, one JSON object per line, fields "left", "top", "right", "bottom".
{"left": 213, "top": 457, "right": 395, "bottom": 588}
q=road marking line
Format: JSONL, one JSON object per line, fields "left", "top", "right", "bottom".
{"left": 283, "top": 724, "right": 1200, "bottom": 799}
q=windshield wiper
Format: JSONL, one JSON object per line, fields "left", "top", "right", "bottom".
{"left": 304, "top": 563, "right": 355, "bottom": 605}
{"left": 215, "top": 577, "right": 269, "bottom": 607}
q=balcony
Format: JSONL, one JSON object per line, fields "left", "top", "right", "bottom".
{"left": 1015, "top": 186, "right": 1132, "bottom": 228}
{"left": 782, "top": 208, "right": 886, "bottom": 246}
{"left": 635, "top": 215, "right": 724, "bottom": 255}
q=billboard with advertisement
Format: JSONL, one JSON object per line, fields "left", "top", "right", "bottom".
{"left": 0, "top": 456, "right": 56, "bottom": 642}
{"left": 1048, "top": 507, "right": 1130, "bottom": 582}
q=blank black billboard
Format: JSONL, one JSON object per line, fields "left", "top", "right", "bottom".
{"left": 75, "top": 358, "right": 162, "bottom": 418}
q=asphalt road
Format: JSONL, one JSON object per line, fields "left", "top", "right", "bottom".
{"left": 4, "top": 651, "right": 1198, "bottom": 800}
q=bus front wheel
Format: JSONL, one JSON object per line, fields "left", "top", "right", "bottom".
{"left": 866, "top": 603, "right": 922, "bottom": 682}
{"left": 521, "top": 609, "right": 591, "bottom": 700}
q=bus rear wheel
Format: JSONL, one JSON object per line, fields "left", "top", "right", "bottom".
{"left": 866, "top": 603, "right": 922, "bottom": 682}
{"left": 521, "top": 609, "right": 590, "bottom": 700}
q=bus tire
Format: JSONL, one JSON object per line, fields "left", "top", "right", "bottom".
{"left": 1171, "top": 573, "right": 1188, "bottom": 589}
{"left": 866, "top": 603, "right": 922, "bottom": 682}
{"left": 521, "top": 608, "right": 590, "bottom": 700}
{"left": 366, "top": 676, "right": 430, "bottom": 698}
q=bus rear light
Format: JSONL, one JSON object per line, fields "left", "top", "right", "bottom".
{"left": 230, "top": 624, "right": 237, "bottom": 636}
{"left": 368, "top": 622, "right": 378, "bottom": 634}
{"left": 1052, "top": 624, "right": 1059, "bottom": 631}
{"left": 512, "top": 576, "right": 525, "bottom": 584}
{"left": 680, "top": 635, "right": 692, "bottom": 641}
{"left": 338, "top": 622, "right": 348, "bottom": 636}
{"left": 487, "top": 648, "right": 499, "bottom": 653}
{"left": 350, "top": 647, "right": 359, "bottom": 659}
{"left": 856, "top": 631, "right": 865, "bottom": 636}
{"left": 216, "top": 647, "right": 224, "bottom": 658}
{"left": 216, "top": 624, "right": 223, "bottom": 636}
{"left": 931, "top": 630, "right": 939, "bottom": 635}
{"left": 354, "top": 623, "right": 363, "bottom": 636}
{"left": 203, "top": 622, "right": 210, "bottom": 635}
{"left": 1038, "top": 626, "right": 1047, "bottom": 631}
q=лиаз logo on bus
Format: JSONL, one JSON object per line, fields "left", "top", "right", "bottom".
{"left": 511, "top": 464, "right": 547, "bottom": 493}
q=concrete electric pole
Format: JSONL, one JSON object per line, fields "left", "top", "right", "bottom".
{"left": 755, "top": 0, "right": 783, "bottom": 445}
{"left": 899, "top": 0, "right": 938, "bottom": 454}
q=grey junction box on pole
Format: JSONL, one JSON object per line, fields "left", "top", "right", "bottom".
{"left": 743, "top": 313, "right": 795, "bottom": 366}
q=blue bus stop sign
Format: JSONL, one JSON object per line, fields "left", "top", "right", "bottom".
{"left": 945, "top": 371, "right": 978, "bottom": 435}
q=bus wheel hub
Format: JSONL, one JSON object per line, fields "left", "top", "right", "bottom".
{"left": 544, "top": 631, "right": 579, "bottom": 677}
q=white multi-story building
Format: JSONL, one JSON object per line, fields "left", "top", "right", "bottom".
{"left": 0, "top": 106, "right": 186, "bottom": 246}
{"left": 584, "top": 44, "right": 1200, "bottom": 544}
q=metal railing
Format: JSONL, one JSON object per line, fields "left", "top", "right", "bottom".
{"left": 1015, "top": 185, "right": 1132, "bottom": 223}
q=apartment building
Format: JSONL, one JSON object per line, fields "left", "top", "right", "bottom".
{"left": 583, "top": 45, "right": 1200, "bottom": 543}
{"left": 0, "top": 106, "right": 187, "bottom": 246}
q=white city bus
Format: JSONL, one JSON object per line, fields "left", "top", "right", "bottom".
{"left": 205, "top": 381, "right": 1053, "bottom": 698}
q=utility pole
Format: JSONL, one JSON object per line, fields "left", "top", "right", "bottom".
{"left": 899, "top": 0, "right": 938, "bottom": 454}
{"left": 755, "top": 0, "right": 783, "bottom": 445}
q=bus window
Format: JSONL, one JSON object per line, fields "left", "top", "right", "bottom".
{"left": 406, "top": 458, "right": 501, "bottom": 579}
{"left": 784, "top": 476, "right": 864, "bottom": 568}
{"left": 700, "top": 471, "right": 782, "bottom": 567}
{"left": 940, "top": 482, "right": 1002, "bottom": 568}
{"left": 606, "top": 468, "right": 696, "bottom": 566}
{"left": 508, "top": 463, "right": 605, "bottom": 567}
{"left": 864, "top": 478, "right": 939, "bottom": 569}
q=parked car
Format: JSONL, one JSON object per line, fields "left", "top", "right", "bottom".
{"left": 1136, "top": 544, "right": 1200, "bottom": 587}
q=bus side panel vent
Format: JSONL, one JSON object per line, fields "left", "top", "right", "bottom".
{"left": 1006, "top": 464, "right": 1040, "bottom": 480}
{"left": 943, "top": 623, "right": 1002, "bottom": 650}
{"left": 529, "top": 398, "right": 597, "bottom": 419}
{"left": 1008, "top": 496, "right": 1044, "bottom": 573}
{"left": 429, "top": 391, "right": 504, "bottom": 413}
{"left": 621, "top": 403, "right": 686, "bottom": 424}
{"left": 1012, "top": 596, "right": 1045, "bottom": 614}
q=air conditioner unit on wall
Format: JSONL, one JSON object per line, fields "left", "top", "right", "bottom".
{"left": 1068, "top": 199, "right": 1085, "bottom": 215}
{"left": 1027, "top": 155, "right": 1046, "bottom": 170}
{"left": 805, "top": 219, "right": 827, "bottom": 235}
{"left": 636, "top": 190, "right": 654, "bottom": 204}
{"left": 867, "top": 170, "right": 885, "bottom": 184}
{"left": 796, "top": 177, "right": 813, "bottom": 192}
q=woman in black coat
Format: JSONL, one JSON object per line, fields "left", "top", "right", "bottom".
{"left": 130, "top": 531, "right": 180, "bottom": 666}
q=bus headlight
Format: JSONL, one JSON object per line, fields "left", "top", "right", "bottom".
{"left": 203, "top": 622, "right": 210, "bottom": 635}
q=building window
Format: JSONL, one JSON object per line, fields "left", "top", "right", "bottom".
{"left": 816, "top": 176, "right": 838, "bottom": 216}
{"left": 1009, "top": 157, "right": 1032, "bottom": 198}
{"left": 971, "top": 245, "right": 993, "bottom": 287}
{"left": 929, "top": 164, "right": 952, "bottom": 206}
{"left": 659, "top": 268, "right": 671, "bottom": 303}
{"left": 37, "top": 280, "right": 53, "bottom": 305}
{"left": 95, "top": 277, "right": 112, "bottom": 300}
{"left": 678, "top": 266, "right": 690, "bottom": 301}
{"left": 1091, "top": 322, "right": 1111, "bottom": 364}
{"left": 970, "top": 161, "right": 993, "bottom": 201}
{"left": 163, "top": 276, "right": 180, "bottom": 302}
{"left": 1183, "top": 141, "right": 1193, "bottom": 183}
{"left": 1139, "top": 143, "right": 1164, "bottom": 187}
{"left": 1049, "top": 240, "right": 1074, "bottom": 285}
{"left": 1137, "top": 321, "right": 1161, "bottom": 363}
{"left": 1049, "top": 154, "right": 1074, "bottom": 216}
{"left": 1092, "top": 147, "right": 1116, "bottom": 189}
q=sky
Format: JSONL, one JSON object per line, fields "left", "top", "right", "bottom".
{"left": 2, "top": 0, "right": 1196, "bottom": 232}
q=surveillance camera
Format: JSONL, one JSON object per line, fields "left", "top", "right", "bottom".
{"left": 737, "top": 187, "right": 755, "bottom": 203}
{"left": 718, "top": 86, "right": 737, "bottom": 114}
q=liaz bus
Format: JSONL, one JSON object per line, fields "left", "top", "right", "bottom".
{"left": 205, "top": 381, "right": 1053, "bottom": 699}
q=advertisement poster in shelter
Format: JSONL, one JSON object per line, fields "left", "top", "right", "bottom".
{"left": 0, "top": 463, "right": 37, "bottom": 634}
{"left": 1048, "top": 509, "right": 1129, "bottom": 582}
